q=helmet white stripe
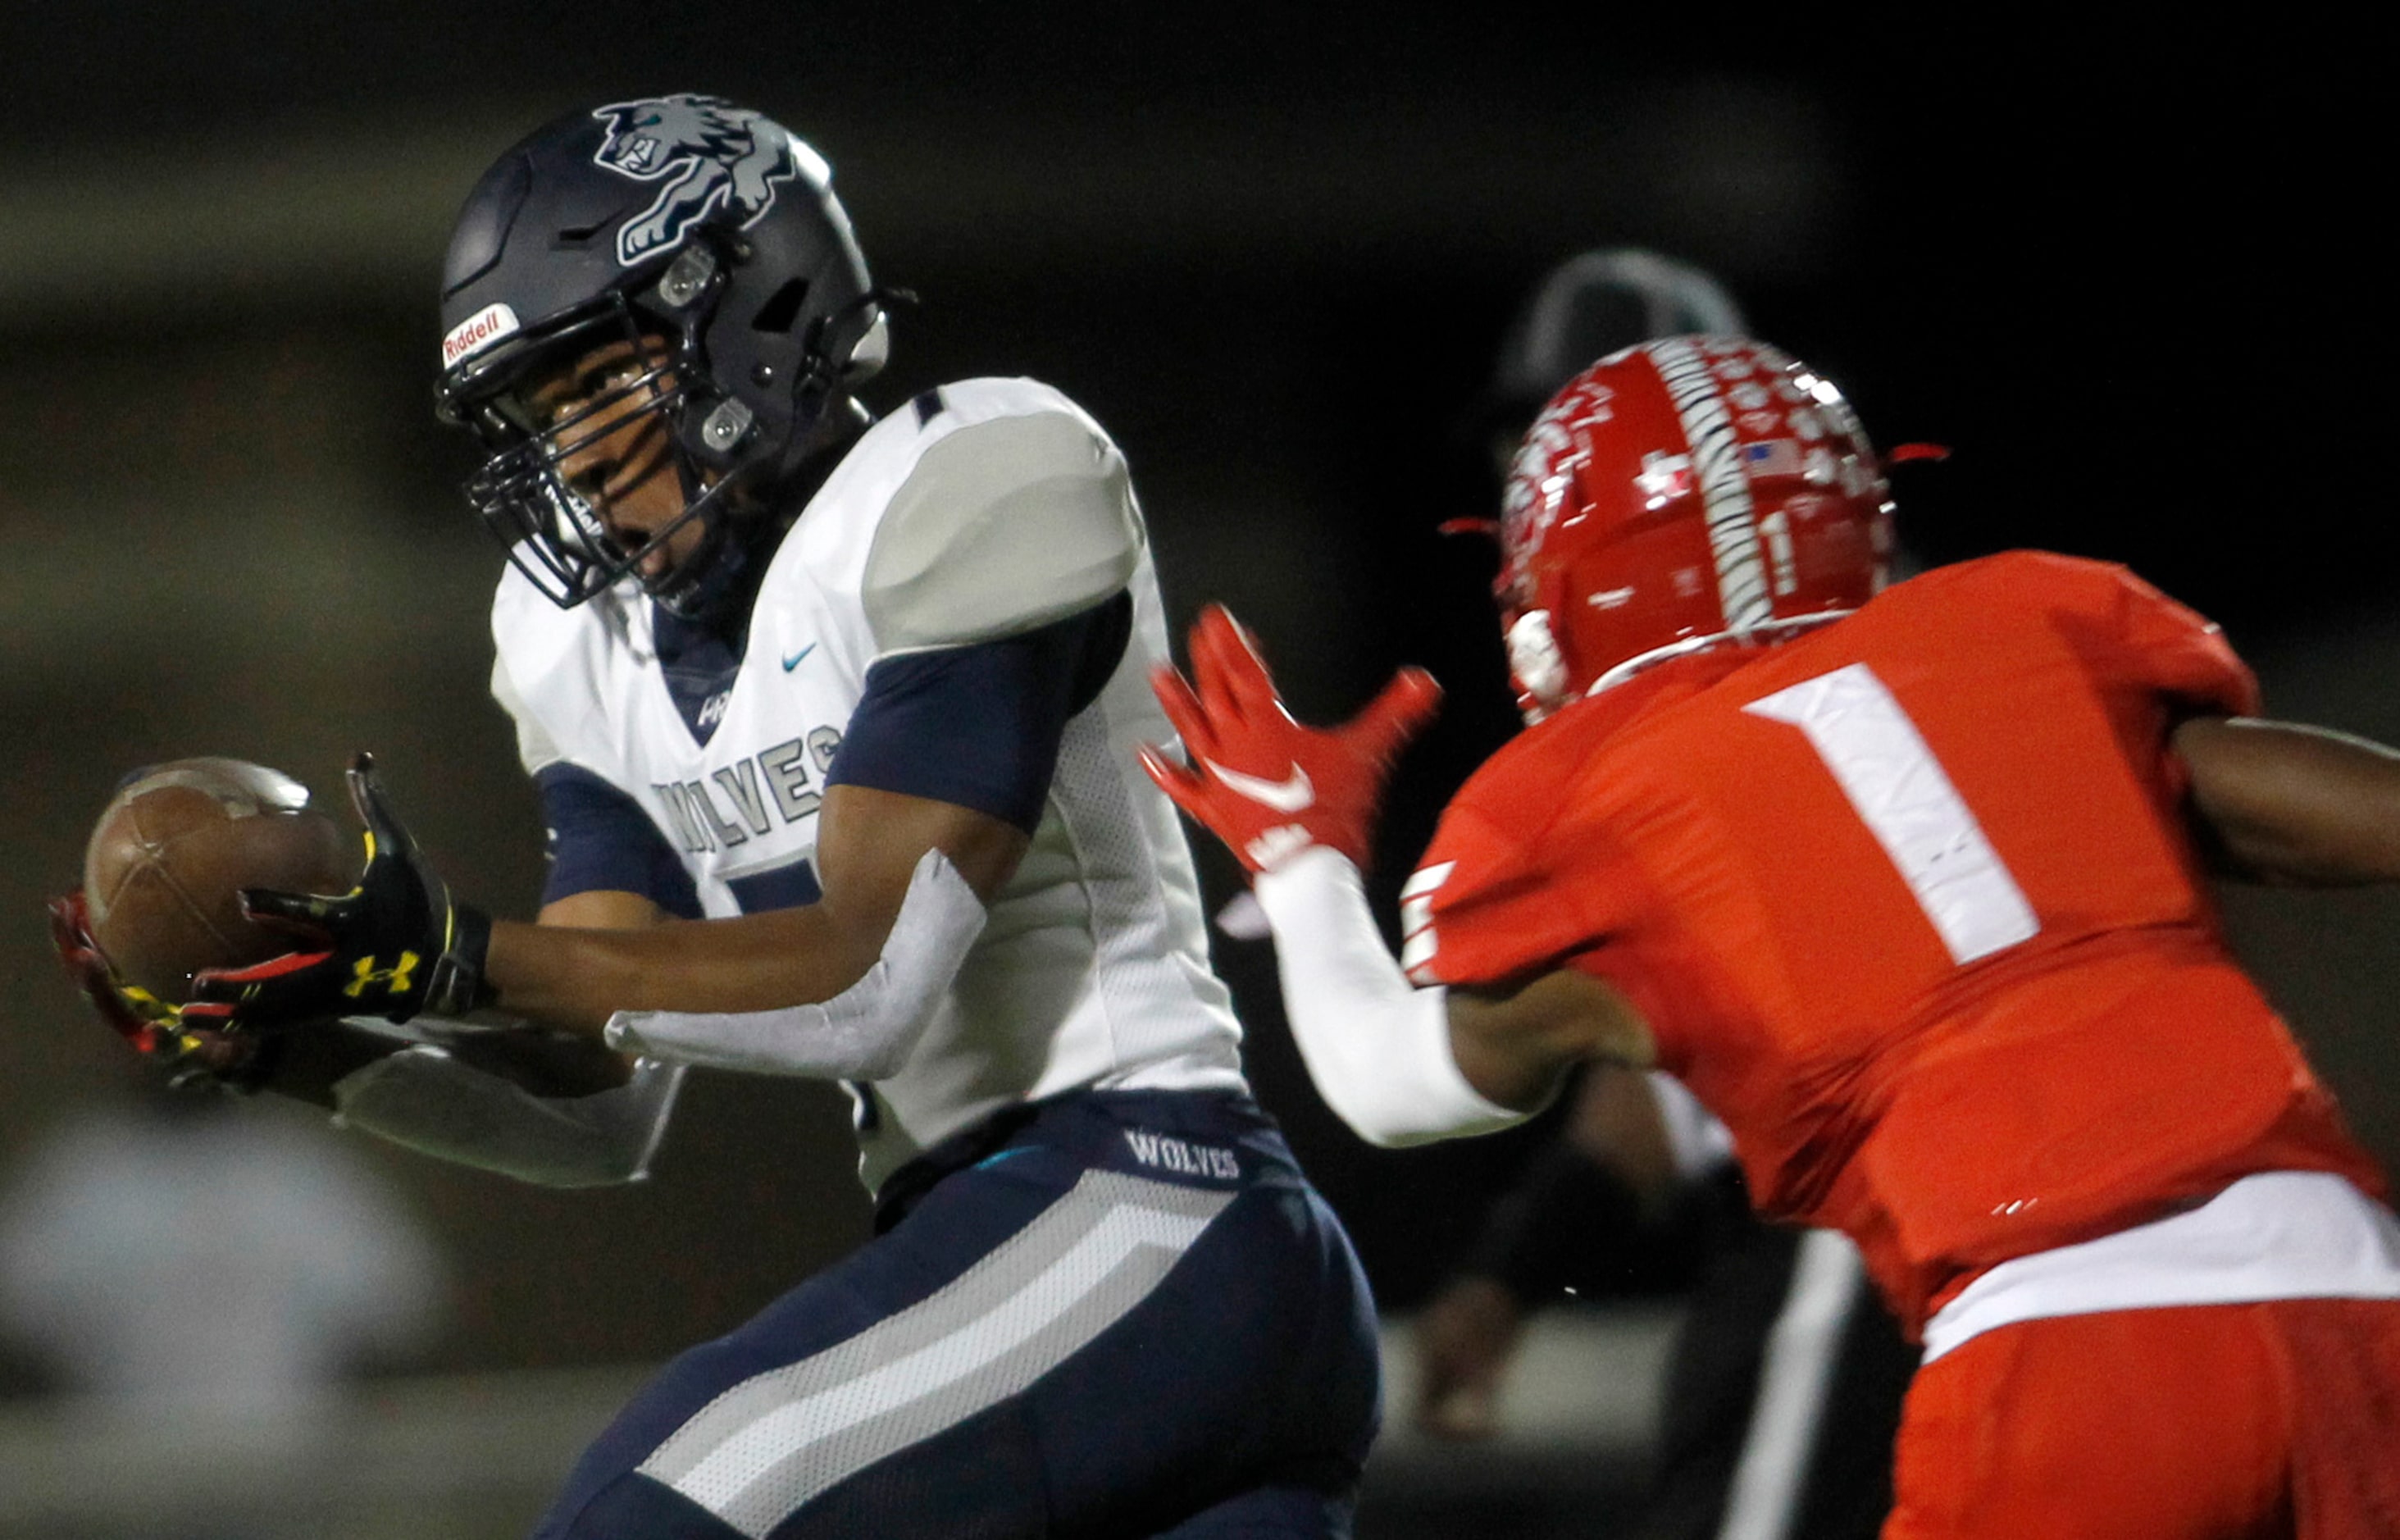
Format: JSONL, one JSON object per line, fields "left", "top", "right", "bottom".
{"left": 1647, "top": 338, "right": 1772, "bottom": 633}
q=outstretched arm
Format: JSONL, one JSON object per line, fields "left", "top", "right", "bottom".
{"left": 194, "top": 770, "right": 1019, "bottom": 1046}
{"left": 1448, "top": 970, "right": 1655, "bottom": 1109}
{"left": 48, "top": 883, "right": 619, "bottom": 1101}
{"left": 484, "top": 785, "right": 1026, "bottom": 1032}
{"left": 2176, "top": 716, "right": 2400, "bottom": 884}
{"left": 48, "top": 880, "right": 672, "bottom": 1185}
{"left": 187, "top": 610, "right": 1064, "bottom": 1048}
{"left": 1252, "top": 846, "right": 1647, "bottom": 1142}
{"left": 1145, "top": 606, "right": 1648, "bottom": 1147}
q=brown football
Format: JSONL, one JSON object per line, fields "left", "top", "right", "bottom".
{"left": 80, "top": 759, "right": 357, "bottom": 1004}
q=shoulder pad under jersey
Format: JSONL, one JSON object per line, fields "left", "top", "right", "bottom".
{"left": 488, "top": 649, "right": 562, "bottom": 777}
{"left": 1401, "top": 718, "right": 1632, "bottom": 987}
{"left": 1910, "top": 551, "right": 2260, "bottom": 717}
{"left": 488, "top": 556, "right": 643, "bottom": 777}
{"left": 858, "top": 382, "right": 1144, "bottom": 653}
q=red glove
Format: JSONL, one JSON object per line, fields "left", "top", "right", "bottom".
{"left": 48, "top": 891, "right": 263, "bottom": 1085}
{"left": 1141, "top": 604, "right": 1442, "bottom": 874}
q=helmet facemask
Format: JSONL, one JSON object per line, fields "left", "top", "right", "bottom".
{"left": 446, "top": 249, "right": 783, "bottom": 621}
{"left": 435, "top": 97, "right": 892, "bottom": 625}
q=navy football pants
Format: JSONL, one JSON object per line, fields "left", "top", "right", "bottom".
{"left": 529, "top": 1090, "right": 1382, "bottom": 1538}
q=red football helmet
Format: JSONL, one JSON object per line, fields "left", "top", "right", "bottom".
{"left": 1494, "top": 336, "right": 1893, "bottom": 721}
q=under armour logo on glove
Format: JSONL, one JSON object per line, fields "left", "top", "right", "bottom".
{"left": 185, "top": 754, "right": 493, "bottom": 1031}
{"left": 1141, "top": 604, "right": 1442, "bottom": 876}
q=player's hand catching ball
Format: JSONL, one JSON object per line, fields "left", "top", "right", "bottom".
{"left": 48, "top": 890, "right": 270, "bottom": 1088}
{"left": 184, "top": 754, "right": 494, "bottom": 1029}
{"left": 1141, "top": 604, "right": 1441, "bottom": 875}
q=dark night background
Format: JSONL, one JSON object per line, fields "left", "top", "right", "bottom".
{"left": 2, "top": 9, "right": 2393, "bottom": 1526}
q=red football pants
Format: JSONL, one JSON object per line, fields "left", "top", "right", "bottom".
{"left": 1883, "top": 1298, "right": 2400, "bottom": 1539}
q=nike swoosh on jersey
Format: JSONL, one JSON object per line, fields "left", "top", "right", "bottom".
{"left": 781, "top": 644, "right": 817, "bottom": 672}
{"left": 1200, "top": 759, "right": 1315, "bottom": 812}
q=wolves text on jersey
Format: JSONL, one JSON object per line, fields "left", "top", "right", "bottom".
{"left": 653, "top": 726, "right": 845, "bottom": 854}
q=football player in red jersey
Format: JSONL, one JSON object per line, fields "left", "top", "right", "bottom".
{"left": 1144, "top": 336, "right": 2400, "bottom": 1538}
{"left": 1418, "top": 249, "right": 1917, "bottom": 1540}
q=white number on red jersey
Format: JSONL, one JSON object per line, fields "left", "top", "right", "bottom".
{"left": 1745, "top": 663, "right": 2039, "bottom": 964}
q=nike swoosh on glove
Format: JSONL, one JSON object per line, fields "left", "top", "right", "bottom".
{"left": 1140, "top": 604, "right": 1441, "bottom": 875}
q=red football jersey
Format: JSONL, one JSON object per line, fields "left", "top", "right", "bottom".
{"left": 1404, "top": 551, "right": 2385, "bottom": 1335}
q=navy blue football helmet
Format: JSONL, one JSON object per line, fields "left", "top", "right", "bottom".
{"left": 434, "top": 93, "right": 893, "bottom": 617}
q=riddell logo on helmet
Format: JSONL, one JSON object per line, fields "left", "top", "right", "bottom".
{"left": 442, "top": 303, "right": 521, "bottom": 368}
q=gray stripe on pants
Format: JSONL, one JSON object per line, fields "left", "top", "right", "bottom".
{"left": 638, "top": 1168, "right": 1233, "bottom": 1538}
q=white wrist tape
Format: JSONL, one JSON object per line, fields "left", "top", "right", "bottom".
{"left": 601, "top": 848, "right": 986, "bottom": 1080}
{"left": 1252, "top": 846, "right": 1528, "bottom": 1147}
{"left": 331, "top": 1050, "right": 683, "bottom": 1188}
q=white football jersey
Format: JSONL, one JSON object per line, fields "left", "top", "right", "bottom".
{"left": 490, "top": 378, "right": 1248, "bottom": 1191}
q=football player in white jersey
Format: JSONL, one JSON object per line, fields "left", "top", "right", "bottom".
{"left": 66, "top": 93, "right": 1382, "bottom": 1538}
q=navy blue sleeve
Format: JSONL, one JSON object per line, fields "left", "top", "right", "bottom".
{"left": 827, "top": 592, "right": 1132, "bottom": 833}
{"left": 534, "top": 763, "right": 704, "bottom": 918}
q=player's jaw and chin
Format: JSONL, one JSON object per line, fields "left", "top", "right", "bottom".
{"left": 532, "top": 341, "right": 720, "bottom": 588}
{"left": 532, "top": 402, "right": 766, "bottom": 618}
{"left": 581, "top": 429, "right": 704, "bottom": 585}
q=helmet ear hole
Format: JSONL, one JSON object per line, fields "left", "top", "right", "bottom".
{"left": 749, "top": 278, "right": 811, "bottom": 335}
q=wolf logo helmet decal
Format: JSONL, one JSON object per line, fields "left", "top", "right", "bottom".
{"left": 590, "top": 93, "right": 818, "bottom": 267}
